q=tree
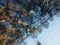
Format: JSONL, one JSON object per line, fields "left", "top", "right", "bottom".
{"left": 0, "top": 0, "right": 60, "bottom": 45}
